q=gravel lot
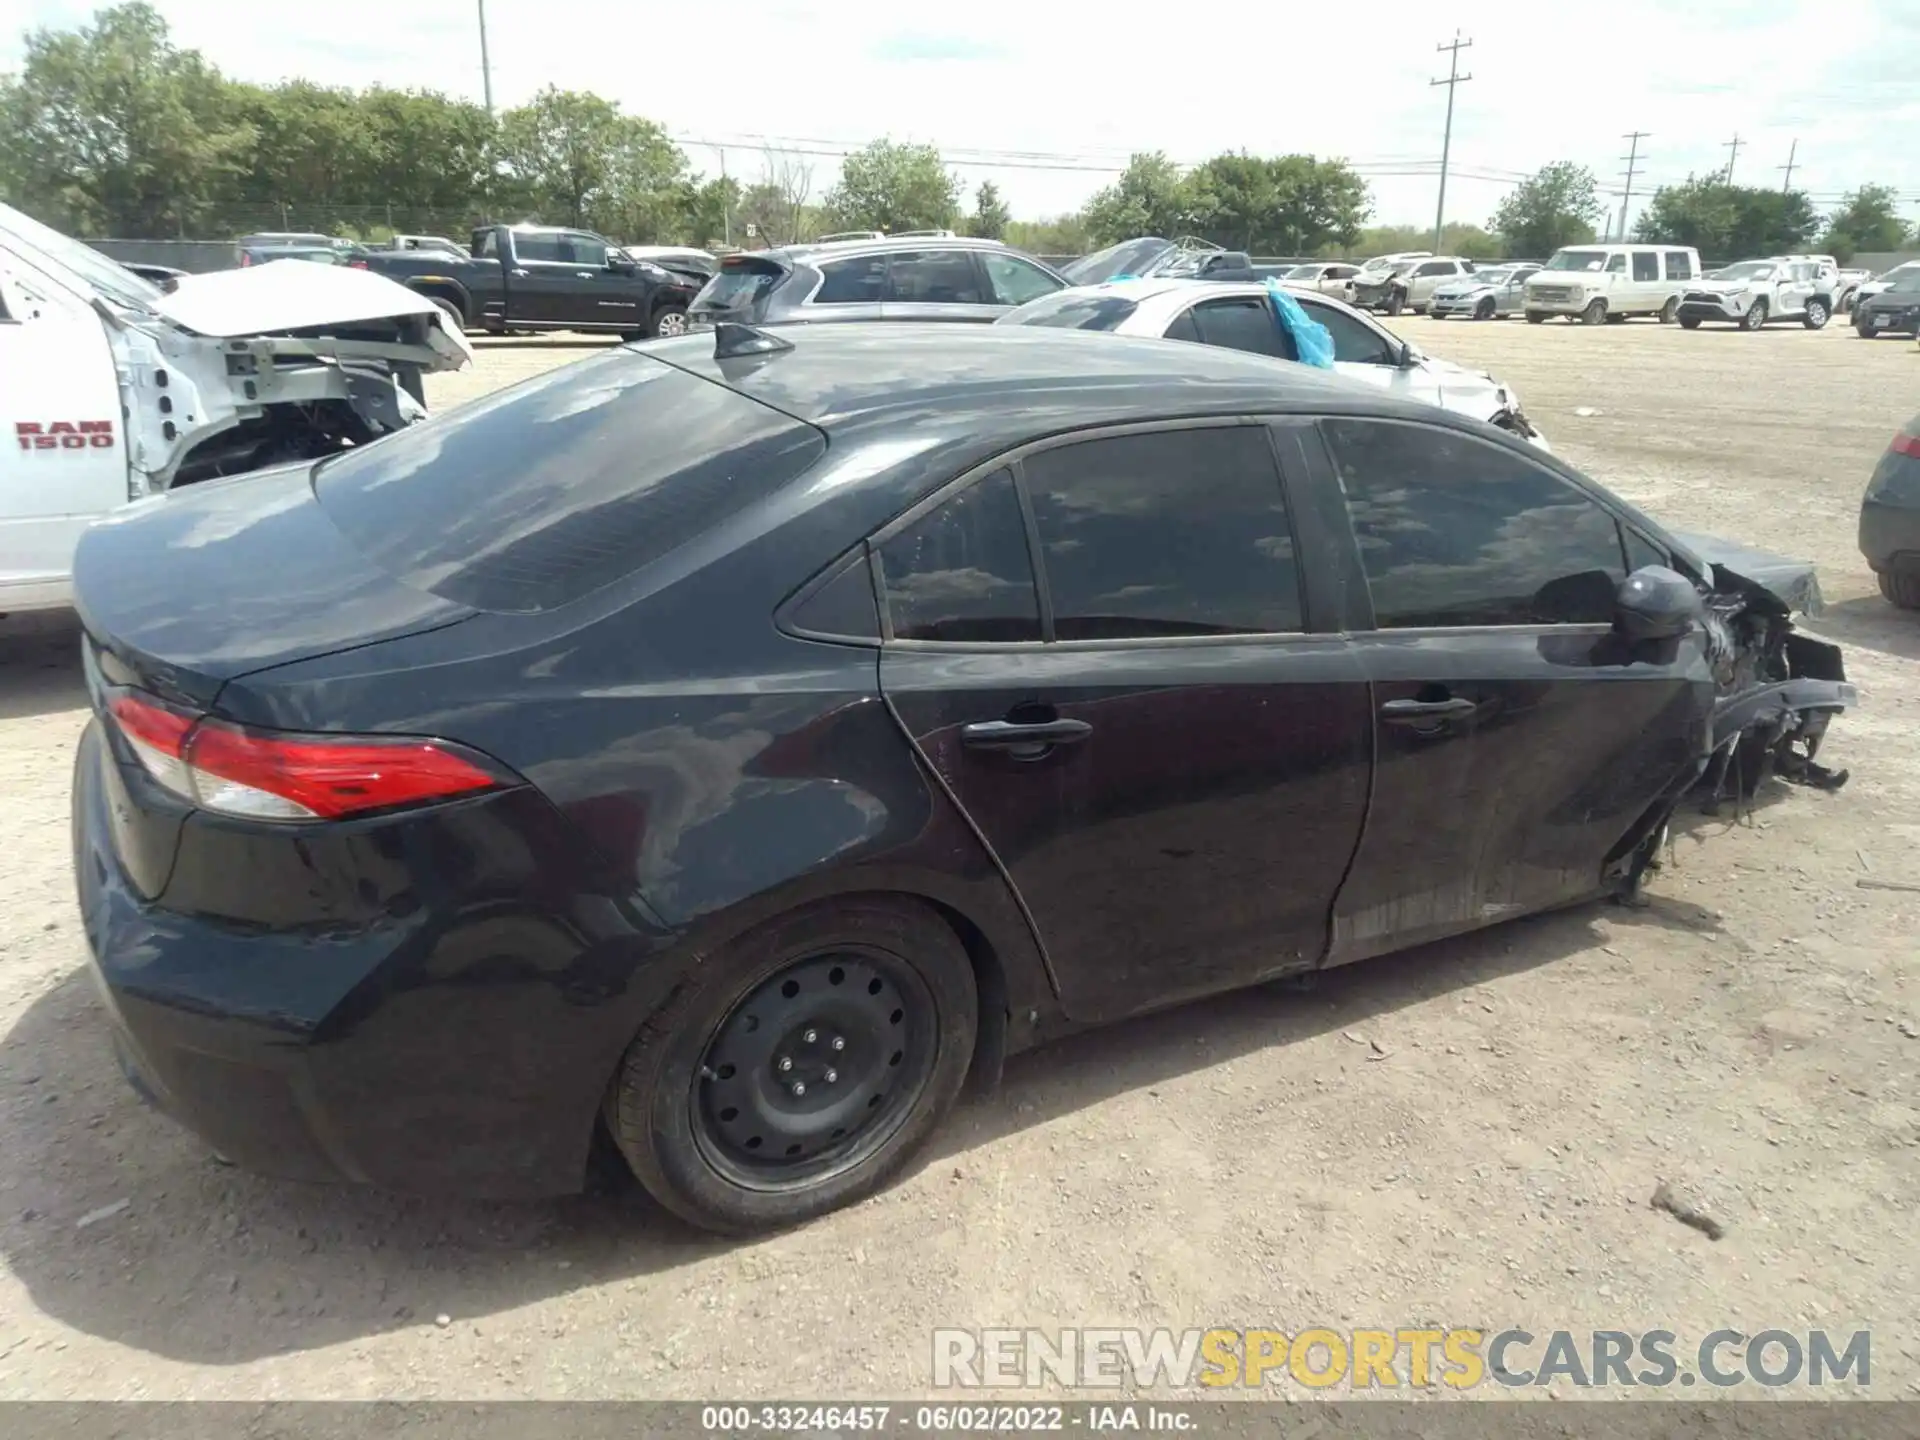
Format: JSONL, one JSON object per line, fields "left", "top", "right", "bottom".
{"left": 1, "top": 319, "right": 1916, "bottom": 1401}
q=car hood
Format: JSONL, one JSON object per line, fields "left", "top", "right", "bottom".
{"left": 1669, "top": 530, "right": 1823, "bottom": 616}
{"left": 1686, "top": 277, "right": 1758, "bottom": 295}
{"left": 1859, "top": 289, "right": 1919, "bottom": 310}
{"left": 153, "top": 261, "right": 472, "bottom": 361}
{"left": 1433, "top": 280, "right": 1495, "bottom": 296}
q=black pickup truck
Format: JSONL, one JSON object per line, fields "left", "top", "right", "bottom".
{"left": 360, "top": 224, "right": 699, "bottom": 338}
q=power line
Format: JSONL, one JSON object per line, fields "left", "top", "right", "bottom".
{"left": 1722, "top": 133, "right": 1742, "bottom": 184}
{"left": 1619, "top": 131, "right": 1649, "bottom": 242}
{"left": 1430, "top": 31, "right": 1473, "bottom": 251}
{"left": 1779, "top": 139, "right": 1798, "bottom": 192}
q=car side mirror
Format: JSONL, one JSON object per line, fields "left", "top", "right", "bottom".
{"left": 607, "top": 254, "right": 635, "bottom": 273}
{"left": 1615, "top": 565, "right": 1704, "bottom": 642}
{"left": 1396, "top": 341, "right": 1419, "bottom": 368}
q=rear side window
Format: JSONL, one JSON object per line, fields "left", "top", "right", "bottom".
{"left": 1664, "top": 251, "right": 1693, "bottom": 280}
{"left": 1322, "top": 418, "right": 1627, "bottom": 628}
{"left": 1632, "top": 252, "right": 1658, "bottom": 281}
{"left": 885, "top": 251, "right": 987, "bottom": 304}
{"left": 998, "top": 292, "right": 1139, "bottom": 330}
{"left": 981, "top": 252, "right": 1063, "bottom": 306}
{"left": 1190, "top": 297, "right": 1289, "bottom": 359}
{"left": 1023, "top": 427, "right": 1302, "bottom": 639}
{"left": 877, "top": 470, "right": 1040, "bottom": 643}
{"left": 816, "top": 255, "right": 885, "bottom": 303}
{"left": 314, "top": 349, "right": 825, "bottom": 614}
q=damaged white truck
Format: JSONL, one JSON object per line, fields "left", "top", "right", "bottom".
{"left": 1, "top": 203, "right": 471, "bottom": 614}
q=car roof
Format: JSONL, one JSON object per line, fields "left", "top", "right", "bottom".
{"left": 644, "top": 321, "right": 1431, "bottom": 439}
{"left": 763, "top": 235, "right": 1031, "bottom": 263}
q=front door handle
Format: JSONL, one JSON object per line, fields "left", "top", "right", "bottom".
{"left": 1380, "top": 697, "right": 1478, "bottom": 723}
{"left": 510, "top": 267, "right": 529, "bottom": 277}
{"left": 961, "top": 718, "right": 1092, "bottom": 750}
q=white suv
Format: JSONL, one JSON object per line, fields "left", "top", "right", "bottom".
{"left": 1523, "top": 244, "right": 1703, "bottom": 324}
{"left": 1675, "top": 255, "right": 1840, "bottom": 331}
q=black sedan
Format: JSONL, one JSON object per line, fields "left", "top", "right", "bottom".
{"left": 70, "top": 323, "right": 1854, "bottom": 1234}
{"left": 1853, "top": 270, "right": 1920, "bottom": 337}
{"left": 1861, "top": 414, "right": 1920, "bottom": 608}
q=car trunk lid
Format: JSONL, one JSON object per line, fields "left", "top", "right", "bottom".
{"left": 689, "top": 254, "right": 789, "bottom": 323}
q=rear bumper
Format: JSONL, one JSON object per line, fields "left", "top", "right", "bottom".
{"left": 1859, "top": 497, "right": 1920, "bottom": 575}
{"left": 71, "top": 719, "right": 671, "bottom": 1199}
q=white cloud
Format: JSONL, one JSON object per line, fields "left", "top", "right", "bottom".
{"left": 7, "top": 0, "right": 1915, "bottom": 230}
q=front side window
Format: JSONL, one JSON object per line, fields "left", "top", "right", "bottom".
{"left": 980, "top": 252, "right": 1063, "bottom": 306}
{"left": 1605, "top": 253, "right": 1628, "bottom": 274}
{"left": 884, "top": 250, "right": 986, "bottom": 304}
{"left": 1023, "top": 427, "right": 1302, "bottom": 640}
{"left": 1632, "top": 252, "right": 1659, "bottom": 281}
{"left": 564, "top": 233, "right": 611, "bottom": 266}
{"left": 1321, "top": 418, "right": 1628, "bottom": 629}
{"left": 512, "top": 232, "right": 566, "bottom": 263}
{"left": 815, "top": 255, "right": 886, "bottom": 304}
{"left": 877, "top": 470, "right": 1040, "bottom": 643}
{"left": 1298, "top": 298, "right": 1395, "bottom": 365}
{"left": 1545, "top": 249, "right": 1609, "bottom": 272}
{"left": 1189, "top": 297, "right": 1288, "bottom": 359}
{"left": 475, "top": 231, "right": 499, "bottom": 258}
{"left": 1664, "top": 251, "right": 1693, "bottom": 280}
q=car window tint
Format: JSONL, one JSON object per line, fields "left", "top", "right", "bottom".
{"left": 1298, "top": 299, "right": 1395, "bottom": 365}
{"left": 512, "top": 232, "right": 566, "bottom": 263}
{"left": 980, "top": 252, "right": 1063, "bottom": 306}
{"left": 789, "top": 553, "right": 880, "bottom": 641}
{"left": 1663, "top": 251, "right": 1693, "bottom": 280}
{"left": 1632, "top": 251, "right": 1658, "bottom": 281}
{"left": 314, "top": 349, "right": 826, "bottom": 615}
{"left": 1024, "top": 427, "right": 1302, "bottom": 640}
{"left": 1191, "top": 298, "right": 1289, "bottom": 359}
{"left": 878, "top": 470, "right": 1040, "bottom": 643}
{"left": 1322, "top": 418, "right": 1628, "bottom": 628}
{"left": 565, "top": 233, "right": 610, "bottom": 266}
{"left": 1623, "top": 528, "right": 1669, "bottom": 575}
{"left": 1161, "top": 309, "right": 1202, "bottom": 343}
{"left": 1416, "top": 261, "right": 1452, "bottom": 277}
{"left": 885, "top": 250, "right": 986, "bottom": 304}
{"left": 816, "top": 255, "right": 886, "bottom": 303}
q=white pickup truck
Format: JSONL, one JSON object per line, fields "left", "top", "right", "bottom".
{"left": 1, "top": 203, "right": 472, "bottom": 614}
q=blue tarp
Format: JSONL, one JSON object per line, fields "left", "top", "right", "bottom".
{"left": 1265, "top": 279, "right": 1335, "bottom": 369}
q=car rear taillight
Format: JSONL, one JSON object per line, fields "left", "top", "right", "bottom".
{"left": 107, "top": 690, "right": 507, "bottom": 822}
{"left": 239, "top": 252, "right": 252, "bottom": 266}
{"left": 349, "top": 260, "right": 368, "bottom": 269}
{"left": 1890, "top": 431, "right": 1920, "bottom": 460}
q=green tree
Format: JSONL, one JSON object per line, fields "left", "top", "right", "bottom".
{"left": 1820, "top": 184, "right": 1905, "bottom": 263}
{"left": 1005, "top": 213, "right": 1092, "bottom": 257}
{"left": 496, "top": 86, "right": 684, "bottom": 234}
{"left": 0, "top": 1, "right": 254, "bottom": 236}
{"left": 968, "top": 180, "right": 1011, "bottom": 240}
{"left": 1490, "top": 162, "right": 1603, "bottom": 259}
{"left": 1635, "top": 176, "right": 1819, "bottom": 260}
{"left": 825, "top": 139, "right": 960, "bottom": 233}
{"left": 676, "top": 174, "right": 740, "bottom": 248}
{"left": 1082, "top": 152, "right": 1194, "bottom": 244}
{"left": 1185, "top": 152, "right": 1370, "bottom": 253}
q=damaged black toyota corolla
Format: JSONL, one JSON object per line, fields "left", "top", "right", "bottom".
{"left": 68, "top": 322, "right": 1854, "bottom": 1235}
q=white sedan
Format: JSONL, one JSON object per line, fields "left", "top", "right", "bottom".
{"left": 995, "top": 278, "right": 1547, "bottom": 449}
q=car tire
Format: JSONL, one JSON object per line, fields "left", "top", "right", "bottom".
{"left": 1384, "top": 289, "right": 1405, "bottom": 316}
{"left": 1803, "top": 299, "right": 1830, "bottom": 330}
{"left": 605, "top": 895, "right": 978, "bottom": 1235}
{"left": 1657, "top": 296, "right": 1679, "bottom": 324}
{"left": 650, "top": 306, "right": 690, "bottom": 339}
{"left": 1525, "top": 310, "right": 1547, "bottom": 324}
{"left": 1855, "top": 318, "right": 1876, "bottom": 338}
{"left": 1880, "top": 570, "right": 1920, "bottom": 610}
{"left": 1581, "top": 298, "right": 1608, "bottom": 325}
{"left": 425, "top": 296, "right": 465, "bottom": 333}
{"left": 1474, "top": 296, "right": 1497, "bottom": 321}
{"left": 1741, "top": 299, "right": 1769, "bottom": 331}
{"left": 1679, "top": 315, "right": 1703, "bottom": 330}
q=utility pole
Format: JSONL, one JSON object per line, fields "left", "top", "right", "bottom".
{"left": 1619, "top": 131, "right": 1648, "bottom": 242}
{"left": 476, "top": 0, "right": 494, "bottom": 116}
{"left": 720, "top": 147, "right": 731, "bottom": 246}
{"left": 1722, "top": 133, "right": 1742, "bottom": 185}
{"left": 1778, "top": 139, "right": 1798, "bottom": 192}
{"left": 1430, "top": 31, "right": 1473, "bottom": 252}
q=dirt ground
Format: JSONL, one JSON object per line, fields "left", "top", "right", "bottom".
{"left": 1, "top": 318, "right": 1916, "bottom": 1402}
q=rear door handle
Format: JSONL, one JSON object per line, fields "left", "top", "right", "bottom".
{"left": 1380, "top": 697, "right": 1478, "bottom": 722}
{"left": 961, "top": 718, "right": 1092, "bottom": 749}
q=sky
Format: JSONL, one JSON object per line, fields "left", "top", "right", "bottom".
{"left": 6, "top": 0, "right": 1918, "bottom": 234}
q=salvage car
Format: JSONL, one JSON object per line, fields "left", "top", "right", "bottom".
{"left": 1427, "top": 263, "right": 1542, "bottom": 320}
{"left": 690, "top": 235, "right": 1067, "bottom": 327}
{"left": 1281, "top": 261, "right": 1363, "bottom": 295}
{"left": 361, "top": 223, "right": 700, "bottom": 339}
{"left": 1, "top": 201, "right": 470, "bottom": 614}
{"left": 1860, "top": 413, "right": 1920, "bottom": 609}
{"left": 69, "top": 320, "right": 1851, "bottom": 1234}
{"left": 996, "top": 279, "right": 1547, "bottom": 448}
{"left": 1852, "top": 269, "right": 1920, "bottom": 339}
{"left": 1350, "top": 256, "right": 1476, "bottom": 316}
{"left": 1675, "top": 255, "right": 1839, "bottom": 331}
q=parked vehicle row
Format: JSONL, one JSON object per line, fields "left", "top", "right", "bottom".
{"left": 1428, "top": 263, "right": 1542, "bottom": 319}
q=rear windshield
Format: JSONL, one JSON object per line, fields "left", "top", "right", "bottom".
{"left": 997, "top": 291, "right": 1140, "bottom": 330}
{"left": 314, "top": 349, "right": 826, "bottom": 614}
{"left": 695, "top": 257, "right": 785, "bottom": 311}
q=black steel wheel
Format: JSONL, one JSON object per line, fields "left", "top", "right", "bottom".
{"left": 606, "top": 896, "right": 977, "bottom": 1234}
{"left": 1474, "top": 295, "right": 1497, "bottom": 321}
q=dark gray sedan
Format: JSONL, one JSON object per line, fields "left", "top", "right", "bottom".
{"left": 1861, "top": 417, "right": 1920, "bottom": 608}
{"left": 1853, "top": 271, "right": 1920, "bottom": 338}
